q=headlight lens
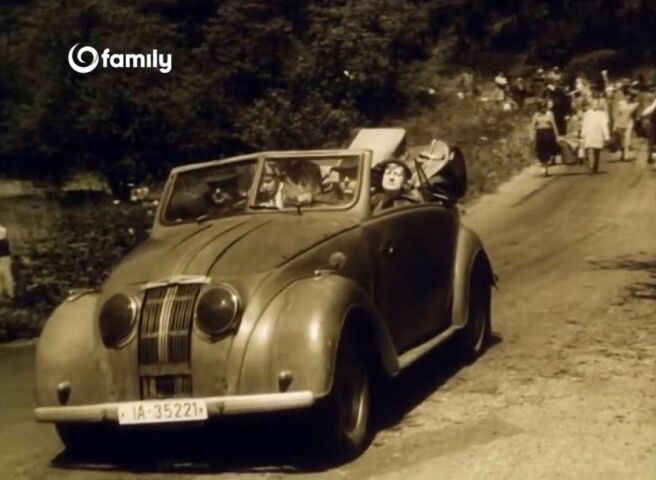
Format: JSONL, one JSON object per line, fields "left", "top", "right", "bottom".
{"left": 196, "top": 286, "right": 241, "bottom": 336}
{"left": 99, "top": 294, "right": 138, "bottom": 348}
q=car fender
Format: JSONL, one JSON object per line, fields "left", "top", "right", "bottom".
{"left": 238, "top": 274, "right": 398, "bottom": 398}
{"left": 452, "top": 225, "right": 495, "bottom": 329}
{"left": 34, "top": 292, "right": 112, "bottom": 408}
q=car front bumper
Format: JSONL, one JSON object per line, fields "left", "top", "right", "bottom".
{"left": 34, "top": 391, "right": 316, "bottom": 423}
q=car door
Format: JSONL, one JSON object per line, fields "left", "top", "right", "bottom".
{"left": 364, "top": 203, "right": 458, "bottom": 353}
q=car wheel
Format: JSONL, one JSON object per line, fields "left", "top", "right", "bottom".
{"left": 458, "top": 277, "right": 491, "bottom": 362}
{"left": 314, "top": 326, "right": 371, "bottom": 462}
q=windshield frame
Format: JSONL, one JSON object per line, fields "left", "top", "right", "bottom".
{"left": 156, "top": 150, "right": 368, "bottom": 228}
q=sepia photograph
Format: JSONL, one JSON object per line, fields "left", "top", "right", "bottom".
{"left": 0, "top": 1, "right": 654, "bottom": 478}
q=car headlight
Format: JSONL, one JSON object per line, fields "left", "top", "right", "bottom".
{"left": 99, "top": 294, "right": 139, "bottom": 348}
{"left": 196, "top": 285, "right": 241, "bottom": 336}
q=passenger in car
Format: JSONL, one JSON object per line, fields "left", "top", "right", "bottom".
{"left": 371, "top": 159, "right": 420, "bottom": 212}
{"left": 255, "top": 163, "right": 281, "bottom": 207}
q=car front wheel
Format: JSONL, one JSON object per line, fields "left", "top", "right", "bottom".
{"left": 313, "top": 326, "right": 371, "bottom": 462}
{"left": 458, "top": 277, "right": 491, "bottom": 362}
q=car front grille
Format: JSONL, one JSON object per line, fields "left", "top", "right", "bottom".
{"left": 140, "top": 375, "right": 192, "bottom": 399}
{"left": 138, "top": 283, "right": 201, "bottom": 399}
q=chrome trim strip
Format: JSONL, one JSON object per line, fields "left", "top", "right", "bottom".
{"left": 142, "top": 275, "right": 211, "bottom": 291}
{"left": 34, "top": 391, "right": 316, "bottom": 423}
{"left": 398, "top": 325, "right": 461, "bottom": 370}
{"left": 65, "top": 288, "right": 99, "bottom": 302}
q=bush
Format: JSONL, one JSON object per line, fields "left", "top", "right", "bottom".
{"left": 2, "top": 200, "right": 152, "bottom": 338}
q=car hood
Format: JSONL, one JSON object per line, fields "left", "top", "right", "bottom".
{"left": 108, "top": 214, "right": 359, "bottom": 285}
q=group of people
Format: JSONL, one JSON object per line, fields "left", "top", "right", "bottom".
{"left": 527, "top": 67, "right": 656, "bottom": 176}
{"left": 251, "top": 140, "right": 465, "bottom": 213}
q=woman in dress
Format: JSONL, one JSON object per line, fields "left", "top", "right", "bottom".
{"left": 531, "top": 100, "right": 560, "bottom": 176}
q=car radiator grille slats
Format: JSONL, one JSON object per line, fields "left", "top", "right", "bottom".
{"left": 140, "top": 375, "right": 193, "bottom": 400}
{"left": 138, "top": 283, "right": 201, "bottom": 399}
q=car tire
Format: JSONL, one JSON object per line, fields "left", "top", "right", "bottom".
{"left": 457, "top": 276, "right": 491, "bottom": 363}
{"left": 313, "top": 325, "right": 371, "bottom": 462}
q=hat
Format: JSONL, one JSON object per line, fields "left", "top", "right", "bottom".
{"left": 331, "top": 157, "right": 359, "bottom": 172}
{"left": 206, "top": 171, "right": 239, "bottom": 187}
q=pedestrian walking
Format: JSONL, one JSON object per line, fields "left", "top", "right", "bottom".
{"left": 0, "top": 225, "right": 14, "bottom": 300}
{"left": 494, "top": 71, "right": 509, "bottom": 102}
{"left": 531, "top": 100, "right": 560, "bottom": 176}
{"left": 641, "top": 91, "right": 656, "bottom": 164}
{"left": 549, "top": 85, "right": 572, "bottom": 136}
{"left": 581, "top": 97, "right": 610, "bottom": 174}
{"left": 613, "top": 89, "right": 639, "bottom": 161}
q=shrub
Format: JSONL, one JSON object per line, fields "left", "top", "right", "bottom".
{"left": 1, "top": 199, "right": 152, "bottom": 338}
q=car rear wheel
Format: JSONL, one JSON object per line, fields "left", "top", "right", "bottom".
{"left": 458, "top": 276, "right": 491, "bottom": 362}
{"left": 313, "top": 326, "right": 371, "bottom": 462}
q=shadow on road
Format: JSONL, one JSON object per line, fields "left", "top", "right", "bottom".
{"left": 545, "top": 171, "right": 593, "bottom": 177}
{"left": 590, "top": 255, "right": 656, "bottom": 301}
{"left": 371, "top": 333, "right": 501, "bottom": 431}
{"left": 49, "top": 336, "right": 502, "bottom": 474}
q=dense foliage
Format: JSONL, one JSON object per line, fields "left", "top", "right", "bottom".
{"left": 1, "top": 0, "right": 655, "bottom": 190}
{"left": 0, "top": 197, "right": 151, "bottom": 341}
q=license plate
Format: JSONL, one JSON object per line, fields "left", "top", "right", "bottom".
{"left": 118, "top": 399, "right": 208, "bottom": 425}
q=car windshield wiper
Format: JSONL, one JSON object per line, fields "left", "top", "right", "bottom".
{"left": 250, "top": 203, "right": 304, "bottom": 215}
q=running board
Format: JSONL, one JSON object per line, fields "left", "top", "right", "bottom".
{"left": 398, "top": 325, "right": 461, "bottom": 370}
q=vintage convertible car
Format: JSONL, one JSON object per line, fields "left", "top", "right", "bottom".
{"left": 34, "top": 130, "right": 495, "bottom": 460}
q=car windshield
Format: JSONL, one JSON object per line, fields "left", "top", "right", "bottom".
{"left": 253, "top": 155, "right": 361, "bottom": 210}
{"left": 163, "top": 160, "right": 257, "bottom": 223}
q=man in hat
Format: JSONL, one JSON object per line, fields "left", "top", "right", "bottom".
{"left": 0, "top": 224, "right": 14, "bottom": 300}
{"left": 328, "top": 157, "right": 360, "bottom": 200}
{"left": 204, "top": 170, "right": 247, "bottom": 215}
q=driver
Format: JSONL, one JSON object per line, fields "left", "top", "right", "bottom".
{"left": 278, "top": 160, "right": 323, "bottom": 206}
{"left": 371, "top": 159, "right": 420, "bottom": 212}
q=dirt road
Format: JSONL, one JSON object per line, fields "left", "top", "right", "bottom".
{"left": 1, "top": 151, "right": 654, "bottom": 479}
